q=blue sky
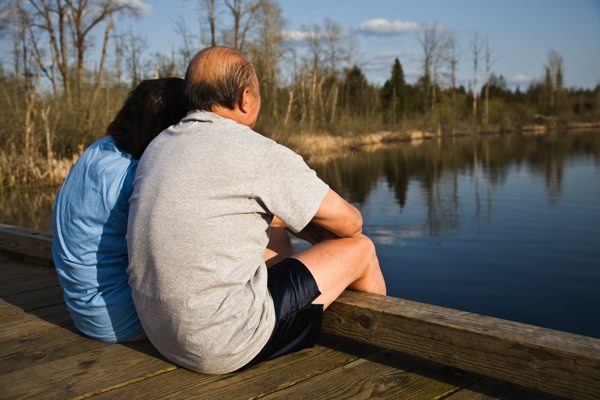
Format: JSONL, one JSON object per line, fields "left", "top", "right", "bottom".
{"left": 136, "top": 0, "right": 599, "bottom": 89}
{"left": 4, "top": 0, "right": 599, "bottom": 89}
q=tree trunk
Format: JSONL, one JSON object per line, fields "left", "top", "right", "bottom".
{"left": 329, "top": 84, "right": 338, "bottom": 126}
{"left": 208, "top": 0, "right": 216, "bottom": 46}
{"left": 23, "top": 88, "right": 37, "bottom": 163}
{"left": 283, "top": 89, "right": 294, "bottom": 127}
{"left": 85, "top": 16, "right": 113, "bottom": 133}
{"left": 40, "top": 105, "right": 55, "bottom": 166}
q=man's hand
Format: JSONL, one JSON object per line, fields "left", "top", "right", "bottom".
{"left": 289, "top": 221, "right": 339, "bottom": 245}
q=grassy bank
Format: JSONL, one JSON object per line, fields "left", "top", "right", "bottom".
{"left": 284, "top": 121, "right": 600, "bottom": 164}
{"left": 2, "top": 121, "right": 598, "bottom": 189}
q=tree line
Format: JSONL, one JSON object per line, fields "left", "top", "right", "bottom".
{"left": 0, "top": 0, "right": 599, "bottom": 188}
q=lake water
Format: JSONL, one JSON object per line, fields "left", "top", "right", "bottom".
{"left": 2, "top": 131, "right": 599, "bottom": 337}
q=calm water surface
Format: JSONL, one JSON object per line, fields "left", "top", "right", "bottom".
{"left": 2, "top": 131, "right": 600, "bottom": 337}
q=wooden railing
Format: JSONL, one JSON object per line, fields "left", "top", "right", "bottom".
{"left": 1, "top": 223, "right": 599, "bottom": 400}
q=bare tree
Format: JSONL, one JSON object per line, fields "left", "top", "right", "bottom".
{"left": 303, "top": 23, "right": 323, "bottom": 130}
{"left": 175, "top": 15, "right": 196, "bottom": 72}
{"left": 23, "top": 0, "right": 71, "bottom": 100}
{"left": 112, "top": 30, "right": 125, "bottom": 83}
{"left": 4, "top": 0, "right": 40, "bottom": 159}
{"left": 545, "top": 50, "right": 564, "bottom": 113}
{"left": 223, "top": 0, "right": 263, "bottom": 52}
{"left": 418, "top": 24, "right": 444, "bottom": 113}
{"left": 126, "top": 30, "right": 147, "bottom": 86}
{"left": 446, "top": 32, "right": 459, "bottom": 132}
{"left": 322, "top": 18, "right": 353, "bottom": 125}
{"left": 207, "top": 0, "right": 216, "bottom": 47}
{"left": 248, "top": 0, "right": 284, "bottom": 122}
{"left": 21, "top": 0, "right": 145, "bottom": 107}
{"left": 470, "top": 32, "right": 483, "bottom": 121}
{"left": 483, "top": 37, "right": 493, "bottom": 126}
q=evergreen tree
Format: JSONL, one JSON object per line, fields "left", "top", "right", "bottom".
{"left": 380, "top": 58, "right": 406, "bottom": 124}
{"left": 342, "top": 65, "right": 369, "bottom": 115}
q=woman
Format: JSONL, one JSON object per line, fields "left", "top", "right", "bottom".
{"left": 52, "top": 78, "right": 187, "bottom": 342}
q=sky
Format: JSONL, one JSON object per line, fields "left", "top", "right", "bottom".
{"left": 3, "top": 0, "right": 600, "bottom": 90}
{"left": 133, "top": 0, "right": 600, "bottom": 89}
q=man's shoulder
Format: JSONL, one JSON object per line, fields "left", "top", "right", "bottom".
{"left": 180, "top": 110, "right": 278, "bottom": 150}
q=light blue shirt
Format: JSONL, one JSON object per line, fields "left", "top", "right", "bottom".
{"left": 52, "top": 137, "right": 143, "bottom": 342}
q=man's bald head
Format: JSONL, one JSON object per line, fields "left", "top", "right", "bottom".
{"left": 185, "top": 46, "right": 259, "bottom": 112}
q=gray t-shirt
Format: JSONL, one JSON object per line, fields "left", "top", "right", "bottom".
{"left": 127, "top": 110, "right": 329, "bottom": 374}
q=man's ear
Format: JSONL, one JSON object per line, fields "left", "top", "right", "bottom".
{"left": 239, "top": 87, "right": 252, "bottom": 114}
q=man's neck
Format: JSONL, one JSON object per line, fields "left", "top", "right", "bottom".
{"left": 211, "top": 105, "right": 247, "bottom": 126}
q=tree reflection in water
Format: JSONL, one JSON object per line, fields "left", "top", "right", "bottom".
{"left": 0, "top": 186, "right": 56, "bottom": 232}
{"left": 312, "top": 131, "right": 600, "bottom": 237}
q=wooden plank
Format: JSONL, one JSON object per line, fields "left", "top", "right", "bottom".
{"left": 2, "top": 285, "right": 64, "bottom": 311}
{"left": 0, "top": 340, "right": 174, "bottom": 399}
{"left": 0, "top": 273, "right": 59, "bottom": 296}
{"left": 261, "top": 348, "right": 482, "bottom": 400}
{"left": 445, "top": 376, "right": 566, "bottom": 400}
{"left": 0, "top": 326, "right": 88, "bottom": 374}
{"left": 0, "top": 253, "right": 63, "bottom": 310}
{"left": 87, "top": 335, "right": 378, "bottom": 400}
{"left": 0, "top": 256, "right": 56, "bottom": 280}
{"left": 0, "top": 302, "right": 72, "bottom": 342}
{"left": 322, "top": 291, "right": 600, "bottom": 400}
{"left": 0, "top": 318, "right": 77, "bottom": 358}
{"left": 0, "top": 224, "right": 52, "bottom": 262}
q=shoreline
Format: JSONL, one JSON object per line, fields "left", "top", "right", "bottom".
{"left": 286, "top": 121, "right": 600, "bottom": 164}
{"left": 2, "top": 121, "right": 599, "bottom": 189}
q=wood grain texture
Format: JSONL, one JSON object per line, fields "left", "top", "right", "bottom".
{"left": 445, "top": 376, "right": 566, "bottom": 400}
{"left": 2, "top": 285, "right": 64, "bottom": 311}
{"left": 261, "top": 348, "right": 481, "bottom": 400}
{"left": 0, "top": 301, "right": 72, "bottom": 342}
{"left": 322, "top": 291, "right": 600, "bottom": 400}
{"left": 0, "top": 256, "right": 55, "bottom": 279}
{"left": 90, "top": 336, "right": 376, "bottom": 400}
{"left": 0, "top": 340, "right": 173, "bottom": 399}
{"left": 0, "top": 224, "right": 52, "bottom": 263}
{"left": 0, "top": 253, "right": 63, "bottom": 310}
{"left": 0, "top": 273, "right": 59, "bottom": 296}
{"left": 0, "top": 326, "right": 94, "bottom": 374}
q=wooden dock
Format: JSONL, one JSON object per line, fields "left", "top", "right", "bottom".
{"left": 1, "top": 224, "right": 599, "bottom": 399}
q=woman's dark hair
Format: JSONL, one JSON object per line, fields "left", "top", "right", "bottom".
{"left": 107, "top": 78, "right": 187, "bottom": 159}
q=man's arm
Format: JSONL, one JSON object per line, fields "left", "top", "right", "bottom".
{"left": 276, "top": 189, "right": 362, "bottom": 244}
{"left": 311, "top": 189, "right": 362, "bottom": 238}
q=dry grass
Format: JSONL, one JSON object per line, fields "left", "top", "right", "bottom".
{"left": 0, "top": 149, "right": 81, "bottom": 189}
{"left": 283, "top": 130, "right": 440, "bottom": 163}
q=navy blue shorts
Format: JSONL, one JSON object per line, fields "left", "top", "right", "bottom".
{"left": 238, "top": 257, "right": 323, "bottom": 370}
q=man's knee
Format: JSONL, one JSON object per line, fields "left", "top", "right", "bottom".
{"left": 352, "top": 234, "right": 377, "bottom": 260}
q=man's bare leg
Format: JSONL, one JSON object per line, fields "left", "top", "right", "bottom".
{"left": 291, "top": 234, "right": 386, "bottom": 309}
{"left": 264, "top": 227, "right": 293, "bottom": 267}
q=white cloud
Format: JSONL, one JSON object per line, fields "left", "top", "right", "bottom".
{"left": 359, "top": 19, "right": 420, "bottom": 35}
{"left": 113, "top": 0, "right": 152, "bottom": 15}
{"left": 281, "top": 30, "right": 316, "bottom": 42}
{"left": 512, "top": 74, "right": 531, "bottom": 83}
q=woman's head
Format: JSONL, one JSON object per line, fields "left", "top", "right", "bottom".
{"left": 107, "top": 78, "right": 187, "bottom": 159}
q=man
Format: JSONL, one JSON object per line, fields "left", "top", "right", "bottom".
{"left": 127, "top": 46, "right": 386, "bottom": 374}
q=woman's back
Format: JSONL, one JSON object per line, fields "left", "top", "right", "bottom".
{"left": 52, "top": 136, "right": 142, "bottom": 342}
